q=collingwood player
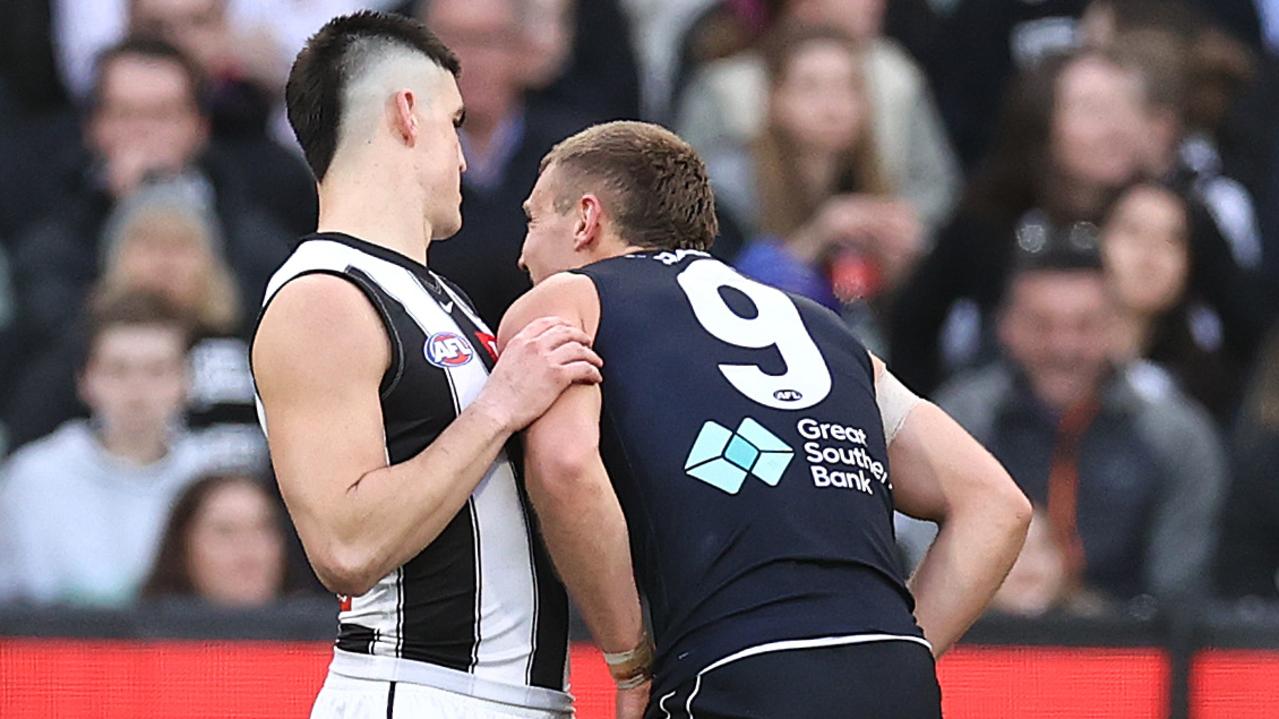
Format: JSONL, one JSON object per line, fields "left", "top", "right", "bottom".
{"left": 252, "top": 13, "right": 601, "bottom": 718}
{"left": 499, "top": 122, "right": 1033, "bottom": 718}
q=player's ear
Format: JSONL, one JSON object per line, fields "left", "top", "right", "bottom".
{"left": 392, "top": 89, "right": 417, "bottom": 143}
{"left": 575, "top": 194, "right": 603, "bottom": 250}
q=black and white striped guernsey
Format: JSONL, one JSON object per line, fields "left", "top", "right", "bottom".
{"left": 253, "top": 232, "right": 569, "bottom": 712}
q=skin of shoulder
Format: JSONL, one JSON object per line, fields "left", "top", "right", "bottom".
{"left": 498, "top": 272, "right": 601, "bottom": 351}
{"left": 252, "top": 273, "right": 391, "bottom": 397}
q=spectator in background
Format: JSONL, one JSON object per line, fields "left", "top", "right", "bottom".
{"left": 520, "top": 0, "right": 576, "bottom": 100}
{"left": 140, "top": 473, "right": 307, "bottom": 607}
{"left": 1084, "top": 13, "right": 1276, "bottom": 352}
{"left": 0, "top": 291, "right": 210, "bottom": 607}
{"left": 1100, "top": 180, "right": 1242, "bottom": 423}
{"left": 4, "top": 182, "right": 266, "bottom": 468}
{"left": 620, "top": 0, "right": 741, "bottom": 118}
{"left": 721, "top": 24, "right": 924, "bottom": 353}
{"left": 420, "top": 0, "right": 591, "bottom": 327}
{"left": 8, "top": 37, "right": 288, "bottom": 378}
{"left": 678, "top": 0, "right": 961, "bottom": 234}
{"left": 941, "top": 0, "right": 1268, "bottom": 278}
{"left": 663, "top": 0, "right": 771, "bottom": 117}
{"left": 99, "top": 182, "right": 243, "bottom": 334}
{"left": 1082, "top": 0, "right": 1262, "bottom": 169}
{"left": 130, "top": 0, "right": 273, "bottom": 137}
{"left": 923, "top": 0, "right": 1256, "bottom": 170}
{"left": 49, "top": 0, "right": 403, "bottom": 105}
{"left": 127, "top": 0, "right": 319, "bottom": 236}
{"left": 223, "top": 0, "right": 406, "bottom": 93}
{"left": 1217, "top": 327, "right": 1279, "bottom": 600}
{"left": 934, "top": 239, "right": 1226, "bottom": 603}
{"left": 891, "top": 49, "right": 1143, "bottom": 393}
{"left": 522, "top": 0, "right": 643, "bottom": 125}
{"left": 1084, "top": 7, "right": 1265, "bottom": 264}
{"left": 99, "top": 183, "right": 264, "bottom": 470}
{"left": 925, "top": 0, "right": 1088, "bottom": 169}
{"left": 923, "top": 0, "right": 1259, "bottom": 162}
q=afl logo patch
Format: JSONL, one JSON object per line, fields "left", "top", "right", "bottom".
{"left": 425, "top": 332, "right": 474, "bottom": 368}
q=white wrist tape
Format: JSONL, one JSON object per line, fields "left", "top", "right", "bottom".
{"left": 876, "top": 370, "right": 922, "bottom": 447}
{"left": 603, "top": 633, "right": 654, "bottom": 687}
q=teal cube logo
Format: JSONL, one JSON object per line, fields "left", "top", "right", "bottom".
{"left": 684, "top": 418, "right": 794, "bottom": 494}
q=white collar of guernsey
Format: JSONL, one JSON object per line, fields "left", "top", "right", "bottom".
{"left": 621, "top": 248, "right": 713, "bottom": 260}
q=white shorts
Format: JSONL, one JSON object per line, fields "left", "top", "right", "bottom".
{"left": 311, "top": 672, "right": 574, "bottom": 719}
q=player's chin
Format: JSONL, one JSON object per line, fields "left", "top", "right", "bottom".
{"left": 433, "top": 210, "right": 464, "bottom": 240}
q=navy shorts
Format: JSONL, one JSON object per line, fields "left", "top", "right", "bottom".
{"left": 647, "top": 638, "right": 942, "bottom": 719}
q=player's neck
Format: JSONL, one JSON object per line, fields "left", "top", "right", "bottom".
{"left": 315, "top": 167, "right": 432, "bottom": 266}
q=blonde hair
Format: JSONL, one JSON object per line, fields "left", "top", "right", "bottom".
{"left": 755, "top": 23, "right": 888, "bottom": 238}
{"left": 542, "top": 120, "right": 719, "bottom": 251}
{"left": 99, "top": 182, "right": 240, "bottom": 334}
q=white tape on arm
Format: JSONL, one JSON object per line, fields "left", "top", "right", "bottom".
{"left": 877, "top": 370, "right": 922, "bottom": 447}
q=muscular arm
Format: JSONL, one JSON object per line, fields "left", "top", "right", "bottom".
{"left": 498, "top": 274, "right": 646, "bottom": 654}
{"left": 872, "top": 355, "right": 1031, "bottom": 656}
{"left": 253, "top": 274, "right": 600, "bottom": 596}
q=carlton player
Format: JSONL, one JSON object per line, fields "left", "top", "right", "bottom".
{"left": 252, "top": 13, "right": 602, "bottom": 718}
{"left": 499, "top": 121, "right": 1032, "bottom": 718}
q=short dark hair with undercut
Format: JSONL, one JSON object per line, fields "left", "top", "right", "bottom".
{"left": 541, "top": 121, "right": 718, "bottom": 252}
{"left": 285, "top": 10, "right": 460, "bottom": 181}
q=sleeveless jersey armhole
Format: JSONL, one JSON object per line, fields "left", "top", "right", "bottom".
{"left": 251, "top": 268, "right": 405, "bottom": 400}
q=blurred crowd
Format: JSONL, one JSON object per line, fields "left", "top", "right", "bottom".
{"left": 0, "top": 0, "right": 1277, "bottom": 619}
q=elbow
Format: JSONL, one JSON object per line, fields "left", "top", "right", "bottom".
{"left": 526, "top": 446, "right": 601, "bottom": 508}
{"left": 991, "top": 468, "right": 1033, "bottom": 542}
{"left": 950, "top": 462, "right": 1032, "bottom": 542}
{"left": 313, "top": 543, "right": 380, "bottom": 597}
{"left": 1006, "top": 484, "right": 1033, "bottom": 539}
{"left": 323, "top": 574, "right": 378, "bottom": 600}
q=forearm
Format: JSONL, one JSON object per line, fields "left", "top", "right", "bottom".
{"left": 908, "top": 502, "right": 1027, "bottom": 655}
{"left": 528, "top": 458, "right": 645, "bottom": 652}
{"left": 884, "top": 389, "right": 1029, "bottom": 655}
{"left": 327, "top": 400, "right": 515, "bottom": 590}
{"left": 498, "top": 283, "right": 642, "bottom": 649}
{"left": 263, "top": 282, "right": 603, "bottom": 597}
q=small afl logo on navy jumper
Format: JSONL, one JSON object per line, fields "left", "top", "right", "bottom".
{"left": 425, "top": 332, "right": 475, "bottom": 368}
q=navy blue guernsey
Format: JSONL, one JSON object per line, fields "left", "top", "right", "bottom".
{"left": 571, "top": 250, "right": 925, "bottom": 691}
